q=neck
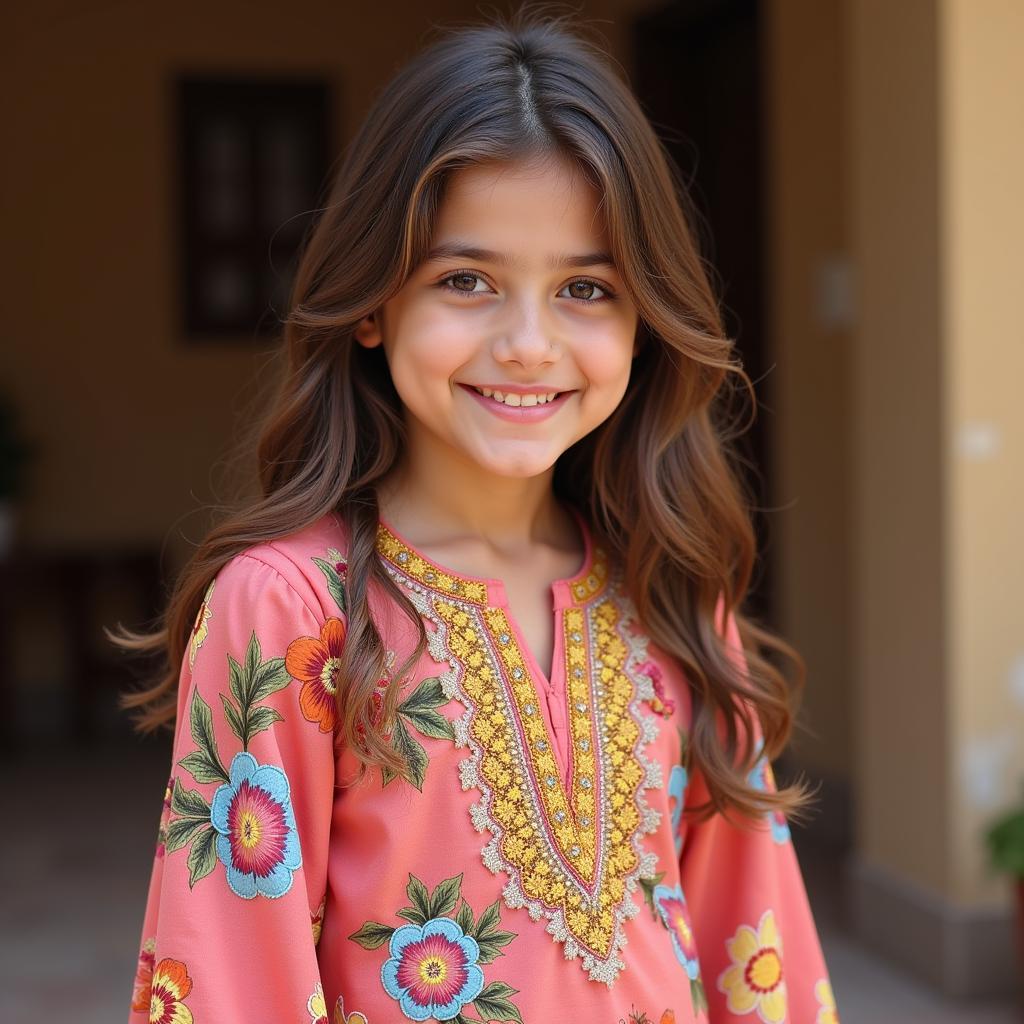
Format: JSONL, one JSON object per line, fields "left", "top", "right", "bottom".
{"left": 375, "top": 435, "right": 573, "bottom": 554}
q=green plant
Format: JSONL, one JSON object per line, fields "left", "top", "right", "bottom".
{"left": 985, "top": 784, "right": 1024, "bottom": 876}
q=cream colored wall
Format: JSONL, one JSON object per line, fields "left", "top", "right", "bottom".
{"left": 940, "top": 0, "right": 1024, "bottom": 905}
{"left": 765, "top": 0, "right": 853, "bottom": 784}
{"left": 848, "top": 0, "right": 950, "bottom": 896}
{"left": 849, "top": 0, "right": 1024, "bottom": 911}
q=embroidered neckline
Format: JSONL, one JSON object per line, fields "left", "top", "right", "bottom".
{"left": 374, "top": 506, "right": 608, "bottom": 608}
{"left": 374, "top": 517, "right": 661, "bottom": 985}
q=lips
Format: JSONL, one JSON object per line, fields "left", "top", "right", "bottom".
{"left": 458, "top": 383, "right": 573, "bottom": 422}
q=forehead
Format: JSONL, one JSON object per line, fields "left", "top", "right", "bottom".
{"left": 433, "top": 155, "right": 609, "bottom": 251}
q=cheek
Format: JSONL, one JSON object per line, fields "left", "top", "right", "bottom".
{"left": 575, "top": 328, "right": 636, "bottom": 393}
{"left": 388, "top": 306, "right": 478, "bottom": 388}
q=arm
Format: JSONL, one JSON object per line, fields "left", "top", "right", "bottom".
{"left": 128, "top": 553, "right": 339, "bottom": 1022}
{"left": 673, "top": 609, "right": 840, "bottom": 1023}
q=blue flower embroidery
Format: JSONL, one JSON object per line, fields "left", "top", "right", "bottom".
{"left": 653, "top": 883, "right": 702, "bottom": 981}
{"left": 210, "top": 751, "right": 302, "bottom": 899}
{"left": 747, "top": 738, "right": 792, "bottom": 845}
{"left": 668, "top": 763, "right": 688, "bottom": 855}
{"left": 381, "top": 916, "right": 485, "bottom": 1021}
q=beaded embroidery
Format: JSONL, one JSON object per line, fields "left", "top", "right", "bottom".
{"left": 374, "top": 521, "right": 662, "bottom": 985}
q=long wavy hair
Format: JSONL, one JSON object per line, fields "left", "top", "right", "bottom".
{"left": 112, "top": 6, "right": 818, "bottom": 830}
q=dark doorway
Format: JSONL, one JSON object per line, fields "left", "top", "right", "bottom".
{"left": 633, "top": 0, "right": 774, "bottom": 625}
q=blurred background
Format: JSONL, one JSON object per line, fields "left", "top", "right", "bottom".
{"left": 2, "top": 1, "right": 1022, "bottom": 1021}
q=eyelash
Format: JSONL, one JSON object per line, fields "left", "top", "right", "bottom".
{"left": 438, "top": 270, "right": 616, "bottom": 304}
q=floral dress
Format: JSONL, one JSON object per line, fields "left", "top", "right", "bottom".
{"left": 129, "top": 508, "right": 840, "bottom": 1024}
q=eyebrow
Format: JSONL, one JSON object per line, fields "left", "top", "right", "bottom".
{"left": 424, "top": 241, "right": 617, "bottom": 271}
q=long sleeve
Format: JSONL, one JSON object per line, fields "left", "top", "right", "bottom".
{"left": 128, "top": 552, "right": 339, "bottom": 1022}
{"left": 675, "top": 609, "right": 840, "bottom": 1024}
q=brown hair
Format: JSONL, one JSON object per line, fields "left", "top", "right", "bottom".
{"left": 112, "top": 6, "right": 818, "bottom": 830}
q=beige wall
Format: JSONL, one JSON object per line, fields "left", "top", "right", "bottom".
{"left": 941, "top": 0, "right": 1024, "bottom": 906}
{"left": 846, "top": 0, "right": 1023, "bottom": 977}
{"left": 848, "top": 0, "right": 950, "bottom": 894}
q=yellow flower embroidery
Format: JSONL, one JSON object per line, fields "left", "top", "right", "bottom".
{"left": 815, "top": 977, "right": 839, "bottom": 1023}
{"left": 717, "top": 909, "right": 787, "bottom": 1023}
{"left": 307, "top": 981, "right": 328, "bottom": 1022}
{"left": 333, "top": 994, "right": 370, "bottom": 1024}
{"left": 188, "top": 579, "right": 215, "bottom": 670}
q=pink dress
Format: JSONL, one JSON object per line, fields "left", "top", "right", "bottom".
{"left": 129, "top": 508, "right": 840, "bottom": 1024}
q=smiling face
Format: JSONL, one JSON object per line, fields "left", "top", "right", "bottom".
{"left": 354, "top": 152, "right": 640, "bottom": 484}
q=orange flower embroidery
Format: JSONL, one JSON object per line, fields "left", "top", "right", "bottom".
{"left": 286, "top": 616, "right": 346, "bottom": 732}
{"left": 130, "top": 937, "right": 156, "bottom": 1012}
{"left": 147, "top": 957, "right": 194, "bottom": 1023}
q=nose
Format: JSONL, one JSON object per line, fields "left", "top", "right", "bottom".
{"left": 492, "top": 305, "right": 558, "bottom": 369}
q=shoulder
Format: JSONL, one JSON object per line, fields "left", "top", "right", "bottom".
{"left": 213, "top": 511, "right": 352, "bottom": 625}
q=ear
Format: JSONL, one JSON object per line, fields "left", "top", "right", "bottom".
{"left": 354, "top": 311, "right": 383, "bottom": 349}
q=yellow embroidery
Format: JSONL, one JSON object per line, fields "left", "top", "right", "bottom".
{"left": 376, "top": 524, "right": 489, "bottom": 605}
{"left": 188, "top": 579, "right": 215, "bottom": 670}
{"left": 718, "top": 909, "right": 787, "bottom": 1023}
{"left": 375, "top": 522, "right": 661, "bottom": 985}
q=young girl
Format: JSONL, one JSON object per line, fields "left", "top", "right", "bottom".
{"left": 120, "top": 11, "right": 840, "bottom": 1024}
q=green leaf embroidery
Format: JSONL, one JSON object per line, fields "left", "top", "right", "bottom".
{"left": 396, "top": 906, "right": 428, "bottom": 926}
{"left": 473, "top": 897, "right": 502, "bottom": 938}
{"left": 639, "top": 870, "right": 666, "bottom": 920}
{"left": 169, "top": 777, "right": 211, "bottom": 819}
{"left": 247, "top": 656, "right": 290, "bottom": 705}
{"left": 185, "top": 690, "right": 228, "bottom": 783}
{"left": 185, "top": 825, "right": 218, "bottom": 888}
{"left": 455, "top": 900, "right": 475, "bottom": 935}
{"left": 222, "top": 634, "right": 292, "bottom": 750}
{"left": 406, "top": 873, "right": 431, "bottom": 922}
{"left": 164, "top": 816, "right": 210, "bottom": 854}
{"left": 427, "top": 873, "right": 463, "bottom": 919}
{"left": 391, "top": 716, "right": 428, "bottom": 791}
{"left": 220, "top": 693, "right": 245, "bottom": 744}
{"left": 243, "top": 630, "right": 261, "bottom": 697}
{"left": 246, "top": 704, "right": 284, "bottom": 742}
{"left": 312, "top": 554, "right": 347, "bottom": 615}
{"left": 177, "top": 750, "right": 228, "bottom": 786}
{"left": 347, "top": 920, "right": 395, "bottom": 950}
{"left": 399, "top": 705, "right": 455, "bottom": 742}
{"left": 472, "top": 981, "right": 523, "bottom": 1023}
{"left": 691, "top": 977, "right": 709, "bottom": 1015}
{"left": 476, "top": 931, "right": 517, "bottom": 965}
{"left": 397, "top": 676, "right": 448, "bottom": 715}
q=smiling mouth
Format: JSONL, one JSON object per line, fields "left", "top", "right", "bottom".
{"left": 468, "top": 386, "right": 567, "bottom": 407}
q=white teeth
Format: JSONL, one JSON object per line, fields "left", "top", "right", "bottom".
{"left": 473, "top": 386, "right": 560, "bottom": 407}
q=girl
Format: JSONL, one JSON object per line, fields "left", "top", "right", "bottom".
{"left": 119, "top": 10, "right": 841, "bottom": 1024}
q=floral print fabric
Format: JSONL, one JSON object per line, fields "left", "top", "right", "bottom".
{"left": 128, "top": 512, "right": 840, "bottom": 1022}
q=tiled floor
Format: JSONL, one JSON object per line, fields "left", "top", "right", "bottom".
{"left": 4, "top": 741, "right": 1022, "bottom": 1023}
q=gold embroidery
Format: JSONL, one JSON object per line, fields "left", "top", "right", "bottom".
{"left": 375, "top": 524, "right": 489, "bottom": 605}
{"left": 375, "top": 520, "right": 661, "bottom": 984}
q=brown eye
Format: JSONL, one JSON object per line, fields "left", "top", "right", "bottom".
{"left": 440, "top": 271, "right": 488, "bottom": 295}
{"left": 560, "top": 278, "right": 612, "bottom": 303}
